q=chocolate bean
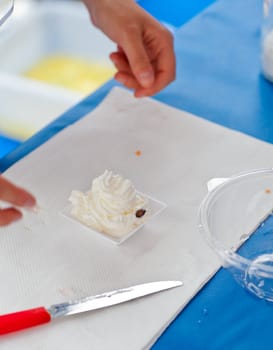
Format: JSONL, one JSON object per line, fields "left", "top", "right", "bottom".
{"left": 135, "top": 209, "right": 146, "bottom": 218}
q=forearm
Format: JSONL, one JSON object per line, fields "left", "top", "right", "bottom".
{"left": 82, "top": 0, "right": 137, "bottom": 28}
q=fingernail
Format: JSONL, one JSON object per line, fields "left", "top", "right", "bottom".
{"left": 24, "top": 204, "right": 40, "bottom": 213}
{"left": 23, "top": 197, "right": 36, "bottom": 208}
{"left": 135, "top": 92, "right": 147, "bottom": 98}
{"left": 138, "top": 71, "right": 154, "bottom": 88}
{"left": 135, "top": 90, "right": 149, "bottom": 98}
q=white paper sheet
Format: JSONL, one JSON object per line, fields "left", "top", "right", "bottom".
{"left": 1, "top": 87, "right": 273, "bottom": 349}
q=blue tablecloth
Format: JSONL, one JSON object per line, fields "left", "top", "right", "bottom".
{"left": 0, "top": 134, "right": 20, "bottom": 158}
{"left": 139, "top": 0, "right": 217, "bottom": 28}
{"left": 2, "top": 0, "right": 273, "bottom": 348}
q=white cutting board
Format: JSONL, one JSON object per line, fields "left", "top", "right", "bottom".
{"left": 1, "top": 87, "right": 273, "bottom": 349}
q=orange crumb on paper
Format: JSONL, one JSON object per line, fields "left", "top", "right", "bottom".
{"left": 135, "top": 150, "right": 142, "bottom": 157}
{"left": 265, "top": 188, "right": 272, "bottom": 194}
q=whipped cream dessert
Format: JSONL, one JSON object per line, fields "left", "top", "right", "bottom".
{"left": 69, "top": 170, "right": 149, "bottom": 237}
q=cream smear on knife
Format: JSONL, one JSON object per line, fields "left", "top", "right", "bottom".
{"left": 69, "top": 170, "right": 149, "bottom": 237}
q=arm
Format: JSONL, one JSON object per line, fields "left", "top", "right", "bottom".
{"left": 82, "top": 0, "right": 176, "bottom": 97}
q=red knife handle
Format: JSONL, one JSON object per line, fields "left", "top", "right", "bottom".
{"left": 0, "top": 307, "right": 51, "bottom": 335}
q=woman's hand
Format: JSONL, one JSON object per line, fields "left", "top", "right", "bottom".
{"left": 83, "top": 0, "right": 176, "bottom": 97}
{"left": 0, "top": 176, "right": 36, "bottom": 226}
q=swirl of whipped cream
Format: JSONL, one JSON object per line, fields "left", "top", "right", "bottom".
{"left": 69, "top": 170, "right": 148, "bottom": 237}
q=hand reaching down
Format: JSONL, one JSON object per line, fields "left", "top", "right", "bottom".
{"left": 83, "top": 0, "right": 176, "bottom": 97}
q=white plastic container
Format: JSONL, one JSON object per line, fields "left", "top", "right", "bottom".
{"left": 0, "top": 73, "right": 82, "bottom": 139}
{"left": 0, "top": 0, "right": 115, "bottom": 139}
{"left": 262, "top": 0, "right": 273, "bottom": 82}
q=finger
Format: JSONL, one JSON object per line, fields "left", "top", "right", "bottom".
{"left": 135, "top": 45, "right": 176, "bottom": 97}
{"left": 111, "top": 53, "right": 141, "bottom": 90}
{"left": 114, "top": 71, "right": 140, "bottom": 90}
{"left": 0, "top": 176, "right": 36, "bottom": 208}
{"left": 111, "top": 53, "right": 139, "bottom": 88}
{"left": 0, "top": 208, "right": 22, "bottom": 226}
{"left": 110, "top": 52, "right": 131, "bottom": 74}
{"left": 148, "top": 35, "right": 176, "bottom": 91}
{"left": 134, "top": 71, "right": 172, "bottom": 97}
{"left": 110, "top": 50, "right": 128, "bottom": 63}
{"left": 121, "top": 31, "right": 155, "bottom": 88}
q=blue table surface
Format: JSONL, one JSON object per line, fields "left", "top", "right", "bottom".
{"left": 139, "top": 0, "right": 217, "bottom": 28}
{"left": 2, "top": 0, "right": 273, "bottom": 349}
{"left": 0, "top": 134, "right": 20, "bottom": 158}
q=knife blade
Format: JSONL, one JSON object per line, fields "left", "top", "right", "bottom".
{"left": 0, "top": 280, "right": 182, "bottom": 335}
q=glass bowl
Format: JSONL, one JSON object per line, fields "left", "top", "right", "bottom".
{"left": 198, "top": 168, "right": 273, "bottom": 301}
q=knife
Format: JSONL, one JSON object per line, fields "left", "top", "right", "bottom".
{"left": 0, "top": 280, "right": 182, "bottom": 335}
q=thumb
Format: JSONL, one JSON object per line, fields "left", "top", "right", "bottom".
{"left": 122, "top": 33, "right": 155, "bottom": 88}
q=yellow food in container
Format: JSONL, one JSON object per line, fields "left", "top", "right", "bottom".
{"left": 24, "top": 55, "right": 115, "bottom": 94}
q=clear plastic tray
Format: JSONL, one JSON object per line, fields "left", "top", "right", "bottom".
{"left": 61, "top": 192, "right": 167, "bottom": 245}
